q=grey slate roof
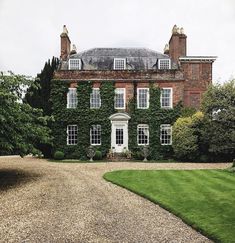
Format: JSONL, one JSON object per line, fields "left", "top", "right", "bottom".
{"left": 61, "top": 47, "right": 174, "bottom": 70}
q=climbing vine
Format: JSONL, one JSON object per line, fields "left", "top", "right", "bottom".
{"left": 51, "top": 80, "right": 115, "bottom": 159}
{"left": 128, "top": 83, "right": 182, "bottom": 160}
{"left": 51, "top": 80, "right": 181, "bottom": 160}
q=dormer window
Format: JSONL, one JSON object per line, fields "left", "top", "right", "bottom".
{"left": 69, "top": 59, "right": 81, "bottom": 70}
{"left": 158, "top": 59, "right": 171, "bottom": 70}
{"left": 114, "top": 58, "right": 126, "bottom": 70}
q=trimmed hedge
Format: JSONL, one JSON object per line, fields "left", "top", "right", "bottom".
{"left": 54, "top": 151, "right": 64, "bottom": 160}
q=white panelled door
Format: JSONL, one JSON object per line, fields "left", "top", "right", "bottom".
{"left": 109, "top": 113, "right": 131, "bottom": 153}
{"left": 111, "top": 123, "right": 128, "bottom": 153}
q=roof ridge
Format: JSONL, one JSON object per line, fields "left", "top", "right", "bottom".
{"left": 74, "top": 47, "right": 168, "bottom": 58}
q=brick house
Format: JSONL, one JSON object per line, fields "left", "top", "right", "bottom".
{"left": 52, "top": 25, "right": 216, "bottom": 157}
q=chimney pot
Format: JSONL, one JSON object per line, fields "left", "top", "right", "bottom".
{"left": 164, "top": 44, "right": 169, "bottom": 54}
{"left": 70, "top": 44, "right": 77, "bottom": 55}
{"left": 60, "top": 25, "right": 71, "bottom": 61}
{"left": 168, "top": 25, "right": 187, "bottom": 62}
{"left": 172, "top": 24, "right": 178, "bottom": 34}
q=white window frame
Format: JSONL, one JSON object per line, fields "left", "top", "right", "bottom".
{"left": 137, "top": 124, "right": 149, "bottom": 146}
{"left": 90, "top": 88, "right": 101, "bottom": 109}
{"left": 67, "top": 88, "right": 78, "bottom": 108}
{"left": 161, "top": 88, "right": 173, "bottom": 109}
{"left": 68, "top": 58, "right": 81, "bottom": 70}
{"left": 160, "top": 124, "right": 172, "bottom": 145}
{"left": 90, "top": 125, "right": 101, "bottom": 146}
{"left": 137, "top": 88, "right": 149, "bottom": 109}
{"left": 158, "top": 59, "right": 171, "bottom": 70}
{"left": 114, "top": 58, "right": 126, "bottom": 70}
{"left": 67, "top": 125, "right": 78, "bottom": 145}
{"left": 114, "top": 88, "right": 126, "bottom": 109}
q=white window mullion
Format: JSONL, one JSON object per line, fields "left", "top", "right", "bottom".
{"left": 161, "top": 88, "right": 173, "bottom": 108}
{"left": 158, "top": 59, "right": 171, "bottom": 69}
{"left": 90, "top": 88, "right": 101, "bottom": 109}
{"left": 67, "top": 88, "right": 78, "bottom": 108}
{"left": 67, "top": 125, "right": 78, "bottom": 145}
{"left": 90, "top": 125, "right": 101, "bottom": 145}
{"left": 160, "top": 124, "right": 172, "bottom": 145}
{"left": 114, "top": 58, "right": 126, "bottom": 70}
{"left": 137, "top": 124, "right": 149, "bottom": 145}
{"left": 137, "top": 88, "right": 149, "bottom": 109}
{"left": 114, "top": 88, "right": 125, "bottom": 109}
{"left": 69, "top": 59, "right": 81, "bottom": 70}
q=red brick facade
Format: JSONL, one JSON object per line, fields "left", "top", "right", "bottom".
{"left": 54, "top": 25, "right": 216, "bottom": 110}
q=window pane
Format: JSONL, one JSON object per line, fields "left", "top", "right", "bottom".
{"left": 116, "top": 128, "right": 124, "bottom": 145}
{"left": 159, "top": 59, "right": 170, "bottom": 69}
{"left": 67, "top": 88, "right": 78, "bottom": 108}
{"left": 138, "top": 89, "right": 149, "bottom": 108}
{"left": 90, "top": 125, "right": 101, "bottom": 145}
{"left": 69, "top": 59, "right": 81, "bottom": 70}
{"left": 160, "top": 124, "right": 172, "bottom": 145}
{"left": 90, "top": 89, "right": 101, "bottom": 108}
{"left": 161, "top": 88, "right": 172, "bottom": 108}
{"left": 67, "top": 125, "right": 78, "bottom": 145}
{"left": 137, "top": 125, "right": 149, "bottom": 145}
{"left": 114, "top": 59, "right": 126, "bottom": 70}
{"left": 115, "top": 89, "right": 125, "bottom": 108}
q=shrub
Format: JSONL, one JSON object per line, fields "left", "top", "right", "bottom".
{"left": 181, "top": 107, "right": 197, "bottom": 117}
{"left": 172, "top": 117, "right": 198, "bottom": 161}
{"left": 80, "top": 155, "right": 87, "bottom": 161}
{"left": 54, "top": 151, "right": 64, "bottom": 160}
{"left": 199, "top": 154, "right": 209, "bottom": 163}
{"left": 94, "top": 150, "right": 102, "bottom": 160}
{"left": 133, "top": 151, "right": 143, "bottom": 160}
{"left": 172, "top": 112, "right": 204, "bottom": 161}
{"left": 70, "top": 151, "right": 80, "bottom": 159}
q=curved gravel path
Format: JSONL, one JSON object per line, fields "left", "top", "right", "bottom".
{"left": 0, "top": 156, "right": 231, "bottom": 242}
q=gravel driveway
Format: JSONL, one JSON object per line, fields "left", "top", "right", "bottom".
{"left": 0, "top": 156, "right": 231, "bottom": 243}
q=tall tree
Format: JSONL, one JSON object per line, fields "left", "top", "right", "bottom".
{"left": 0, "top": 72, "right": 51, "bottom": 156}
{"left": 25, "top": 56, "right": 59, "bottom": 115}
{"left": 24, "top": 57, "right": 59, "bottom": 157}
{"left": 201, "top": 79, "right": 235, "bottom": 161}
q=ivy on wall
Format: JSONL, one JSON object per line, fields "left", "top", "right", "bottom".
{"left": 51, "top": 80, "right": 115, "bottom": 159}
{"left": 128, "top": 83, "right": 182, "bottom": 160}
{"left": 51, "top": 80, "right": 181, "bottom": 159}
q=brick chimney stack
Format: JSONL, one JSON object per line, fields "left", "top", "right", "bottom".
{"left": 60, "top": 25, "right": 71, "bottom": 61}
{"left": 169, "top": 25, "right": 187, "bottom": 63}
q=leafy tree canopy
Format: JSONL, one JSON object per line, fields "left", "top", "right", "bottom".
{"left": 25, "top": 56, "right": 59, "bottom": 115}
{"left": 0, "top": 72, "right": 52, "bottom": 156}
{"left": 201, "top": 79, "right": 235, "bottom": 159}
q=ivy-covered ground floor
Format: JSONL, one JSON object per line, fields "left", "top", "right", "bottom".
{"left": 53, "top": 112, "right": 174, "bottom": 160}
{"left": 51, "top": 81, "right": 181, "bottom": 160}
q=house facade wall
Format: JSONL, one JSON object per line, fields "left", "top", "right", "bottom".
{"left": 51, "top": 25, "right": 216, "bottom": 159}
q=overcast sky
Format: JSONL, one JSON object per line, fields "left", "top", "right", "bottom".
{"left": 0, "top": 0, "right": 234, "bottom": 82}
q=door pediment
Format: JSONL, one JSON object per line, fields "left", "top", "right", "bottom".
{"left": 109, "top": 112, "right": 131, "bottom": 121}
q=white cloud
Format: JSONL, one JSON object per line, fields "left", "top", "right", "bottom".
{"left": 0, "top": 0, "right": 234, "bottom": 82}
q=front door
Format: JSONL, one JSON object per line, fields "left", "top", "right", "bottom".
{"left": 111, "top": 123, "right": 128, "bottom": 153}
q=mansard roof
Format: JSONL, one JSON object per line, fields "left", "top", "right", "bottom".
{"left": 60, "top": 47, "right": 174, "bottom": 70}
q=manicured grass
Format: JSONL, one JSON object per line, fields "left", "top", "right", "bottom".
{"left": 103, "top": 170, "right": 235, "bottom": 243}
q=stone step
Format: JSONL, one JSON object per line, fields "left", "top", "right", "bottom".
{"left": 106, "top": 152, "right": 132, "bottom": 162}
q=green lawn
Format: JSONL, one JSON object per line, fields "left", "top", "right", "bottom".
{"left": 103, "top": 170, "right": 235, "bottom": 243}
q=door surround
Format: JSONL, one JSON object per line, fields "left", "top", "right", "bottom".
{"left": 109, "top": 113, "right": 131, "bottom": 153}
